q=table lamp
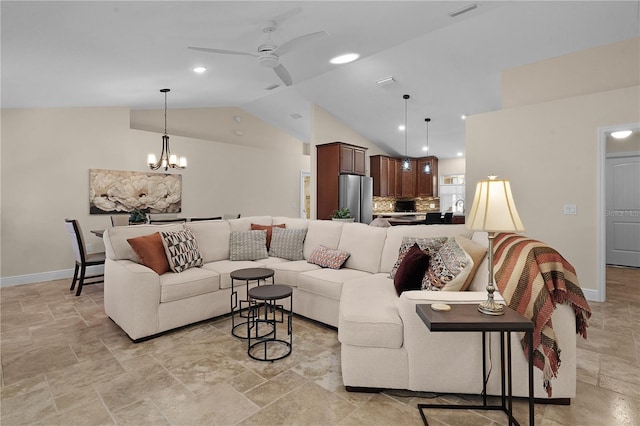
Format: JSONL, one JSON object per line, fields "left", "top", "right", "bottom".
{"left": 467, "top": 175, "right": 525, "bottom": 315}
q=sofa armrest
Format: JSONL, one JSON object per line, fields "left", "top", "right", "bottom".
{"left": 103, "top": 259, "right": 162, "bottom": 340}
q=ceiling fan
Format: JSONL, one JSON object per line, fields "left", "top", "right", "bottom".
{"left": 188, "top": 21, "right": 328, "bottom": 87}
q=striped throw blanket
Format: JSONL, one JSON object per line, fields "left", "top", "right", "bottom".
{"left": 493, "top": 233, "right": 591, "bottom": 397}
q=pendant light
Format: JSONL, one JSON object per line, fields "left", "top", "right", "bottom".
{"left": 147, "top": 89, "right": 187, "bottom": 171}
{"left": 401, "top": 94, "right": 411, "bottom": 171}
{"left": 424, "top": 117, "right": 432, "bottom": 174}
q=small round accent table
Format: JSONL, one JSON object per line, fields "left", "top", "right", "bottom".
{"left": 247, "top": 284, "right": 293, "bottom": 362}
{"left": 230, "top": 268, "right": 275, "bottom": 339}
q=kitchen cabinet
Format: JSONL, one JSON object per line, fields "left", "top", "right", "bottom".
{"left": 416, "top": 156, "right": 439, "bottom": 197}
{"left": 317, "top": 142, "right": 368, "bottom": 220}
{"left": 400, "top": 160, "right": 416, "bottom": 197}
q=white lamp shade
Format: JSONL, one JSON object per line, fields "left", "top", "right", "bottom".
{"left": 179, "top": 157, "right": 187, "bottom": 168}
{"left": 467, "top": 177, "right": 525, "bottom": 232}
{"left": 147, "top": 153, "right": 157, "bottom": 165}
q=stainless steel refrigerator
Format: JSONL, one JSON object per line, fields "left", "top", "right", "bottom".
{"left": 339, "top": 174, "right": 373, "bottom": 224}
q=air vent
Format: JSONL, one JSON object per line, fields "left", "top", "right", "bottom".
{"left": 448, "top": 3, "right": 478, "bottom": 18}
{"left": 265, "top": 84, "right": 280, "bottom": 90}
{"left": 376, "top": 76, "right": 396, "bottom": 87}
{"left": 290, "top": 113, "right": 302, "bottom": 120}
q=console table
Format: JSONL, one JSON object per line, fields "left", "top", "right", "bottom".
{"left": 416, "top": 303, "right": 534, "bottom": 426}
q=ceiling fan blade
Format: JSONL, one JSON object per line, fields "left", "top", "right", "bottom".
{"left": 188, "top": 46, "right": 258, "bottom": 57}
{"left": 274, "top": 31, "right": 328, "bottom": 56}
{"left": 273, "top": 64, "right": 293, "bottom": 86}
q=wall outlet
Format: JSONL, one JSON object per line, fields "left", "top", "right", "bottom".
{"left": 374, "top": 202, "right": 378, "bottom": 209}
{"left": 429, "top": 203, "right": 435, "bottom": 209}
{"left": 563, "top": 204, "right": 577, "bottom": 215}
{"left": 86, "top": 243, "right": 93, "bottom": 252}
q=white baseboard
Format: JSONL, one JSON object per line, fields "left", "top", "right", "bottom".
{"left": 0, "top": 266, "right": 104, "bottom": 288}
{"left": 581, "top": 288, "right": 603, "bottom": 303}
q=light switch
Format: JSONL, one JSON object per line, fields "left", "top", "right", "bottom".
{"left": 563, "top": 204, "right": 577, "bottom": 215}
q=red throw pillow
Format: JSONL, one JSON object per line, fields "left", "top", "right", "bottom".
{"left": 250, "top": 223, "right": 285, "bottom": 250}
{"left": 393, "top": 243, "right": 430, "bottom": 296}
{"left": 127, "top": 232, "right": 170, "bottom": 275}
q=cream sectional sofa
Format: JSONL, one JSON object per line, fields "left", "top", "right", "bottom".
{"left": 102, "top": 216, "right": 577, "bottom": 401}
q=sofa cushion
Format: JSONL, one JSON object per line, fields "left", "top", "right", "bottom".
{"left": 160, "top": 228, "right": 204, "bottom": 273}
{"left": 423, "top": 237, "right": 473, "bottom": 291}
{"left": 251, "top": 223, "right": 285, "bottom": 250}
{"left": 159, "top": 267, "right": 220, "bottom": 303}
{"left": 394, "top": 243, "right": 430, "bottom": 296}
{"left": 202, "top": 260, "right": 268, "bottom": 289}
{"left": 272, "top": 217, "right": 309, "bottom": 229}
{"left": 337, "top": 223, "right": 387, "bottom": 273}
{"left": 229, "top": 230, "right": 268, "bottom": 261}
{"left": 269, "top": 227, "right": 307, "bottom": 261}
{"left": 307, "top": 246, "right": 350, "bottom": 269}
{"left": 380, "top": 224, "right": 472, "bottom": 273}
{"left": 269, "top": 260, "right": 320, "bottom": 287}
{"left": 104, "top": 223, "right": 184, "bottom": 261}
{"left": 184, "top": 220, "right": 231, "bottom": 263}
{"left": 127, "top": 232, "right": 170, "bottom": 275}
{"left": 468, "top": 232, "right": 490, "bottom": 292}
{"left": 455, "top": 235, "right": 488, "bottom": 291}
{"left": 338, "top": 274, "right": 403, "bottom": 349}
{"left": 303, "top": 220, "right": 344, "bottom": 259}
{"left": 298, "top": 268, "right": 371, "bottom": 301}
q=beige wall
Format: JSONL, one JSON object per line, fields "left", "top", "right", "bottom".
{"left": 438, "top": 158, "right": 466, "bottom": 177}
{"left": 309, "top": 104, "right": 388, "bottom": 219}
{"left": 467, "top": 38, "right": 640, "bottom": 299}
{"left": 502, "top": 37, "right": 640, "bottom": 109}
{"left": 1, "top": 107, "right": 309, "bottom": 283}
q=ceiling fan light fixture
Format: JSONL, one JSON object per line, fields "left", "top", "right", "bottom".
{"left": 330, "top": 53, "right": 359, "bottom": 64}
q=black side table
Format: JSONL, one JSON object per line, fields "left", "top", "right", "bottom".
{"left": 416, "top": 303, "right": 534, "bottom": 426}
{"left": 247, "top": 284, "right": 293, "bottom": 362}
{"left": 230, "top": 268, "right": 275, "bottom": 339}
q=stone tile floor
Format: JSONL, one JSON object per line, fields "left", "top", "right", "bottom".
{"left": 1, "top": 266, "right": 638, "bottom": 425}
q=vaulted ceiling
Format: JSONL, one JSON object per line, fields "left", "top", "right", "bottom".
{"left": 2, "top": 1, "right": 639, "bottom": 159}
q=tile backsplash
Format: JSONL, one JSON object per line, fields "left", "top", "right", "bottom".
{"left": 372, "top": 196, "right": 440, "bottom": 214}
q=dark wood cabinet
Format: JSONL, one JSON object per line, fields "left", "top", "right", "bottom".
{"left": 317, "top": 142, "right": 368, "bottom": 220}
{"left": 371, "top": 155, "right": 438, "bottom": 198}
{"left": 400, "top": 160, "right": 417, "bottom": 197}
{"left": 416, "top": 156, "right": 439, "bottom": 197}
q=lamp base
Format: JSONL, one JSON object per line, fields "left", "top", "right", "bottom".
{"left": 478, "top": 299, "right": 505, "bottom": 316}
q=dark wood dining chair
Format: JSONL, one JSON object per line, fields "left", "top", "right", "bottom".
{"left": 425, "top": 212, "right": 443, "bottom": 225}
{"left": 189, "top": 216, "right": 222, "bottom": 221}
{"left": 64, "top": 219, "right": 106, "bottom": 296}
{"left": 443, "top": 212, "right": 454, "bottom": 224}
{"left": 148, "top": 218, "right": 187, "bottom": 224}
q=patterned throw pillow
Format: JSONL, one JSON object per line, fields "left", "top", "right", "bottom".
{"left": 422, "top": 237, "right": 474, "bottom": 291}
{"left": 269, "top": 227, "right": 307, "bottom": 261}
{"left": 160, "top": 228, "right": 203, "bottom": 273}
{"left": 393, "top": 243, "right": 430, "bottom": 296}
{"left": 307, "top": 245, "right": 350, "bottom": 269}
{"left": 229, "top": 230, "right": 268, "bottom": 261}
{"left": 389, "top": 236, "right": 449, "bottom": 279}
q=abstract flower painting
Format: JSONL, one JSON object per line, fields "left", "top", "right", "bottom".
{"left": 89, "top": 169, "right": 182, "bottom": 214}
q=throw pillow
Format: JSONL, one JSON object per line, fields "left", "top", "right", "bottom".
{"left": 307, "top": 245, "right": 350, "bottom": 269}
{"left": 229, "top": 230, "right": 268, "bottom": 261}
{"left": 160, "top": 228, "right": 204, "bottom": 273}
{"left": 393, "top": 243, "right": 430, "bottom": 296}
{"left": 423, "top": 237, "right": 474, "bottom": 291}
{"left": 269, "top": 227, "right": 307, "bottom": 261}
{"left": 127, "top": 232, "right": 170, "bottom": 275}
{"left": 455, "top": 235, "right": 488, "bottom": 291}
{"left": 250, "top": 223, "right": 285, "bottom": 250}
{"left": 389, "top": 236, "right": 449, "bottom": 279}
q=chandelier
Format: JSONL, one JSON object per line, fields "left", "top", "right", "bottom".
{"left": 147, "top": 89, "right": 187, "bottom": 171}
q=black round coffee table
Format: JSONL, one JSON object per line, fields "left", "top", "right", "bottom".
{"left": 247, "top": 284, "right": 293, "bottom": 362}
{"left": 230, "top": 268, "right": 275, "bottom": 339}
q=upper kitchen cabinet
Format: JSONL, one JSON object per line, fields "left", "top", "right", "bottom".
{"left": 416, "top": 156, "right": 439, "bottom": 197}
{"left": 400, "top": 160, "right": 417, "bottom": 197}
{"left": 325, "top": 142, "right": 366, "bottom": 176}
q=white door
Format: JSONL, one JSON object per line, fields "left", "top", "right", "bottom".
{"left": 606, "top": 155, "right": 640, "bottom": 267}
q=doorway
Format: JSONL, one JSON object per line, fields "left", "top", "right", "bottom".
{"left": 599, "top": 123, "right": 640, "bottom": 301}
{"left": 300, "top": 171, "right": 311, "bottom": 219}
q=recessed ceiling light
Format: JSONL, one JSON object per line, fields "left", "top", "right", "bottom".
{"left": 398, "top": 125, "right": 406, "bottom": 131}
{"left": 611, "top": 130, "right": 632, "bottom": 139}
{"left": 457, "top": 152, "right": 464, "bottom": 157}
{"left": 461, "top": 114, "right": 467, "bottom": 120}
{"left": 193, "top": 66, "right": 207, "bottom": 74}
{"left": 330, "top": 53, "right": 359, "bottom": 65}
{"left": 422, "top": 146, "right": 429, "bottom": 152}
